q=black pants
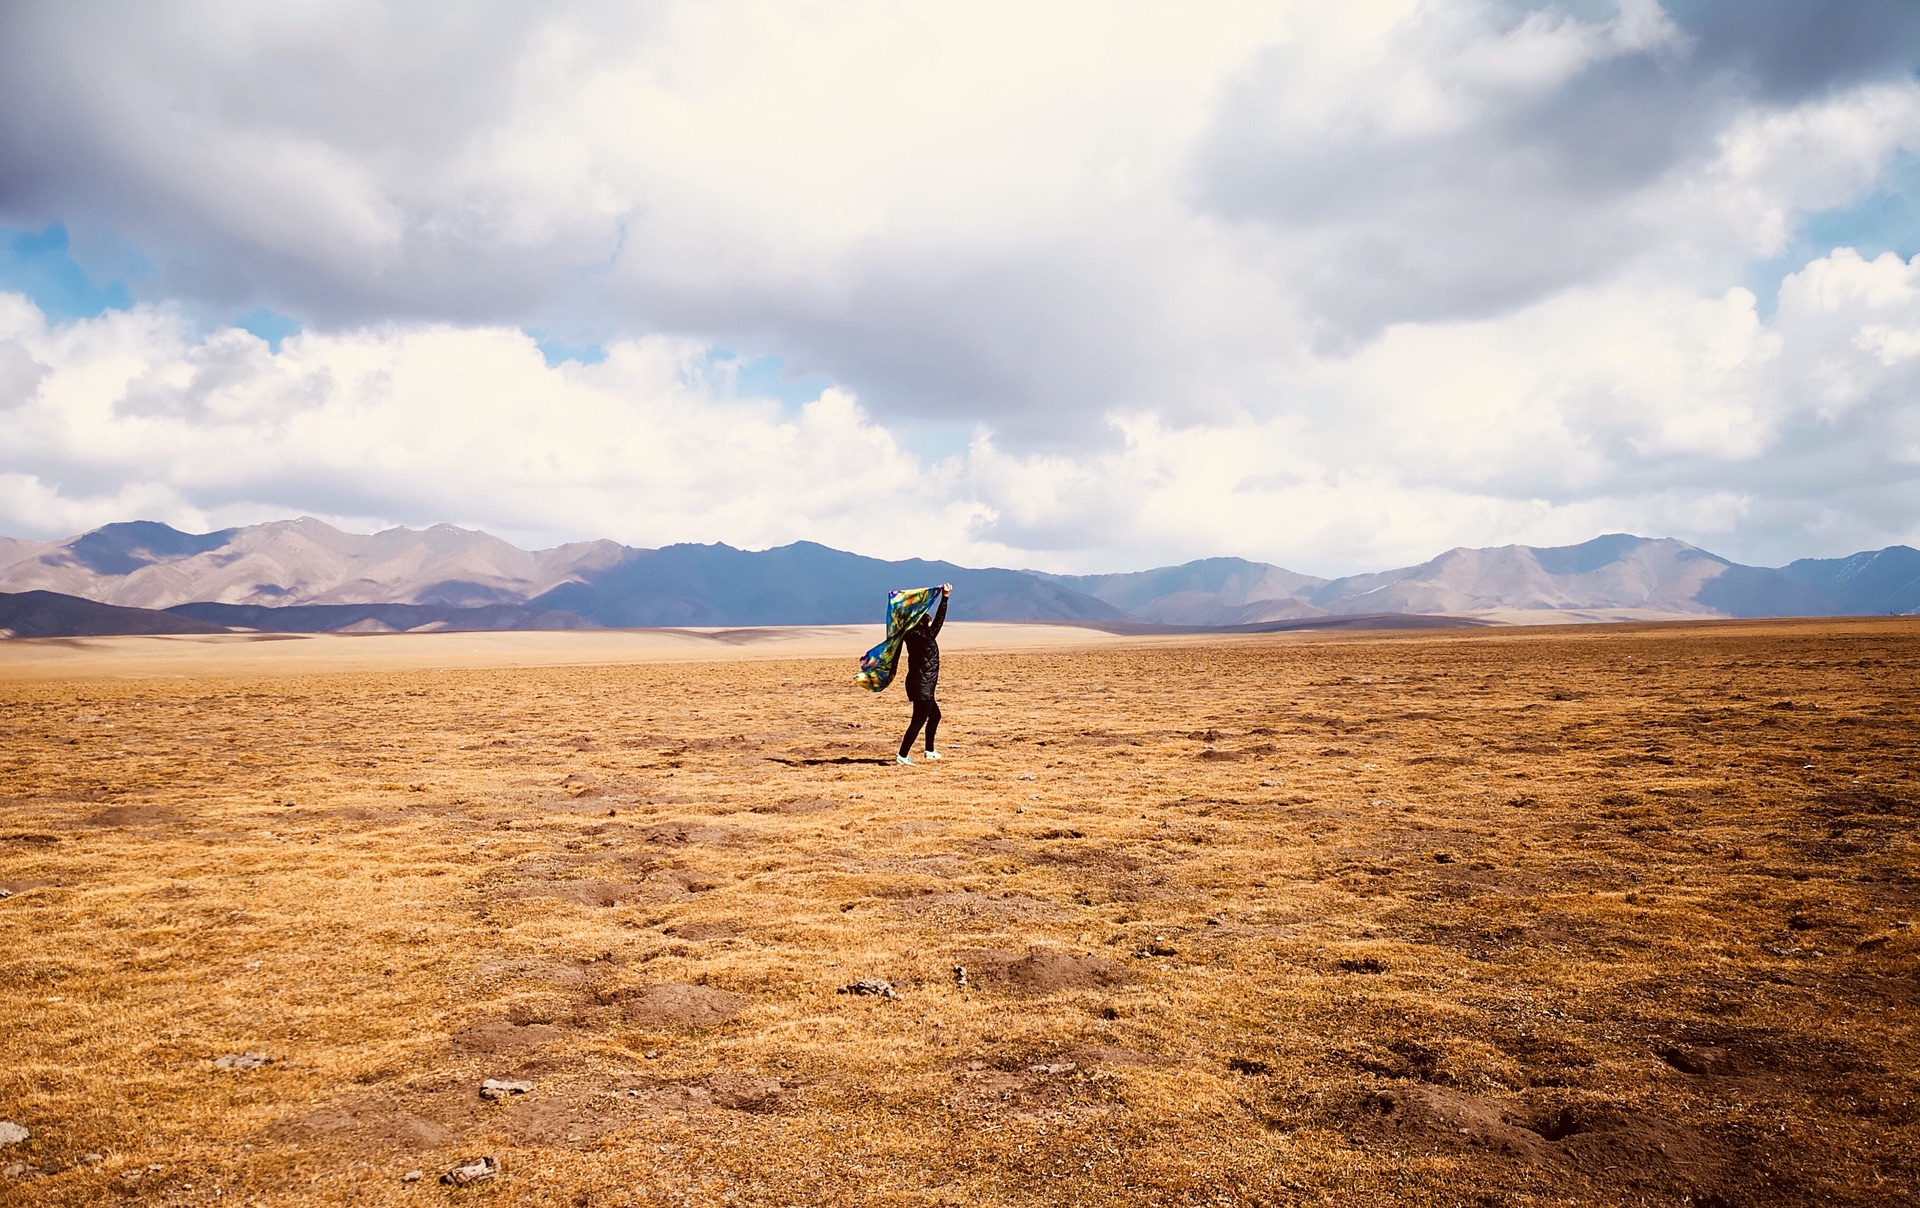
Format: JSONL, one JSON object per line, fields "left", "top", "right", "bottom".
{"left": 899, "top": 698, "right": 940, "bottom": 757}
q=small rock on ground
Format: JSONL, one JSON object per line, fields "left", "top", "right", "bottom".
{"left": 441, "top": 1156, "right": 500, "bottom": 1186}
{"left": 0, "top": 1123, "right": 28, "bottom": 1146}
{"left": 403, "top": 1170, "right": 423, "bottom": 1183}
{"left": 838, "top": 978, "right": 898, "bottom": 999}
{"left": 1028, "top": 1062, "right": 1077, "bottom": 1075}
{"left": 214, "top": 1052, "right": 272, "bottom": 1071}
{"left": 479, "top": 1079, "right": 533, "bottom": 1101}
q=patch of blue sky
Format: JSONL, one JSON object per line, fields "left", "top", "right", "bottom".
{"left": 691, "top": 348, "right": 970, "bottom": 459}
{"left": 232, "top": 308, "right": 302, "bottom": 352}
{"left": 3, "top": 224, "right": 309, "bottom": 349}
{"left": 1747, "top": 149, "right": 1920, "bottom": 313}
{"left": 532, "top": 333, "right": 608, "bottom": 366}
{"left": 696, "top": 350, "right": 834, "bottom": 413}
{"left": 0, "top": 224, "right": 133, "bottom": 320}
{"left": 735, "top": 354, "right": 834, "bottom": 410}
{"left": 891, "top": 419, "right": 977, "bottom": 465}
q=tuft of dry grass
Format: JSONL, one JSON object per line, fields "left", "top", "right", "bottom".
{"left": 1, "top": 618, "right": 1916, "bottom": 1206}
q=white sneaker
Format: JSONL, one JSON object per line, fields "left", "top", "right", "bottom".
{"left": 896, "top": 754, "right": 913, "bottom": 765}
{"left": 924, "top": 750, "right": 941, "bottom": 760}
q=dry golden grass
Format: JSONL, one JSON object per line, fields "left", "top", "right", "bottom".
{"left": 1, "top": 619, "right": 1916, "bottom": 1207}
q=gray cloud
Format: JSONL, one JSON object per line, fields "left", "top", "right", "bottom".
{"left": 1196, "top": 1, "right": 1920, "bottom": 341}
{"left": 1675, "top": 0, "right": 1920, "bottom": 100}
{"left": 0, "top": 341, "right": 47, "bottom": 408}
{"left": 0, "top": 1, "right": 641, "bottom": 322}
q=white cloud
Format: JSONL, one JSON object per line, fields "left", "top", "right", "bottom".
{"left": 956, "top": 245, "right": 1919, "bottom": 570}
{"left": 0, "top": 294, "right": 1001, "bottom": 560}
{"left": 1772, "top": 249, "right": 1920, "bottom": 436}
{"left": 8, "top": 235, "right": 1916, "bottom": 575}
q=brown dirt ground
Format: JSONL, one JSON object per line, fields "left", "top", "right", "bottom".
{"left": 0, "top": 617, "right": 1916, "bottom": 1207}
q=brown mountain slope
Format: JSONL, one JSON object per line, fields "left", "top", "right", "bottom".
{"left": 1313, "top": 537, "right": 1734, "bottom": 615}
{"left": 0, "top": 519, "right": 624, "bottom": 609}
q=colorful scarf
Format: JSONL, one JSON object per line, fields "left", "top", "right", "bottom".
{"left": 854, "top": 586, "right": 941, "bottom": 692}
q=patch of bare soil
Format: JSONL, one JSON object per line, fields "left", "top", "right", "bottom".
{"left": 750, "top": 795, "right": 843, "bottom": 814}
{"left": 264, "top": 1094, "right": 465, "bottom": 1155}
{"left": 488, "top": 1085, "right": 638, "bottom": 1147}
{"left": 608, "top": 983, "right": 747, "bottom": 1028}
{"left": 954, "top": 947, "right": 1128, "bottom": 993}
{"left": 450, "top": 1021, "right": 568, "bottom": 1055}
{"left": 1356, "top": 1085, "right": 1751, "bottom": 1199}
{"left": 704, "top": 1072, "right": 785, "bottom": 1111}
{"left": 1650, "top": 1024, "right": 1883, "bottom": 1085}
{"left": 79, "top": 803, "right": 182, "bottom": 827}
{"left": 636, "top": 823, "right": 745, "bottom": 847}
{"left": 665, "top": 920, "right": 741, "bottom": 940}
{"left": 1061, "top": 1043, "right": 1163, "bottom": 1068}
{"left": 1357, "top": 1083, "right": 1553, "bottom": 1159}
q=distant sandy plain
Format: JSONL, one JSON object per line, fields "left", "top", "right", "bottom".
{"left": 0, "top": 622, "right": 1143, "bottom": 682}
{"left": 2, "top": 618, "right": 1916, "bottom": 1206}
{"left": 0, "top": 614, "right": 1714, "bottom": 684}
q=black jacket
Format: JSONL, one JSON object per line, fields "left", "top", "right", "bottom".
{"left": 900, "top": 593, "right": 948, "bottom": 701}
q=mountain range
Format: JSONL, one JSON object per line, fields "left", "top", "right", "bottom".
{"left": 0, "top": 518, "right": 1915, "bottom": 637}
{"left": 1043, "top": 533, "right": 1920, "bottom": 623}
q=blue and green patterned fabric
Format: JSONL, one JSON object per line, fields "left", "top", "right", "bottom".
{"left": 854, "top": 586, "right": 941, "bottom": 692}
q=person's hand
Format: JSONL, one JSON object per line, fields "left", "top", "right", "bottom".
{"left": 940, "top": 582, "right": 953, "bottom": 596}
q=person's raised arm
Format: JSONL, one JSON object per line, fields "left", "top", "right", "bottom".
{"left": 928, "top": 584, "right": 950, "bottom": 638}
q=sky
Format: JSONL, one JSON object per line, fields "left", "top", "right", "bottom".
{"left": 1, "top": 0, "right": 1918, "bottom": 575}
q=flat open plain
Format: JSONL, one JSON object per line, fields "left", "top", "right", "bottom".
{"left": 1, "top": 618, "right": 1916, "bottom": 1206}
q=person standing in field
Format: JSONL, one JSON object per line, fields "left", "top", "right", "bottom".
{"left": 897, "top": 583, "right": 952, "bottom": 765}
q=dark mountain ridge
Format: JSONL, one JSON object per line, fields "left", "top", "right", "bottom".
{"left": 0, "top": 590, "right": 228, "bottom": 638}
{"left": 533, "top": 541, "right": 1127, "bottom": 627}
